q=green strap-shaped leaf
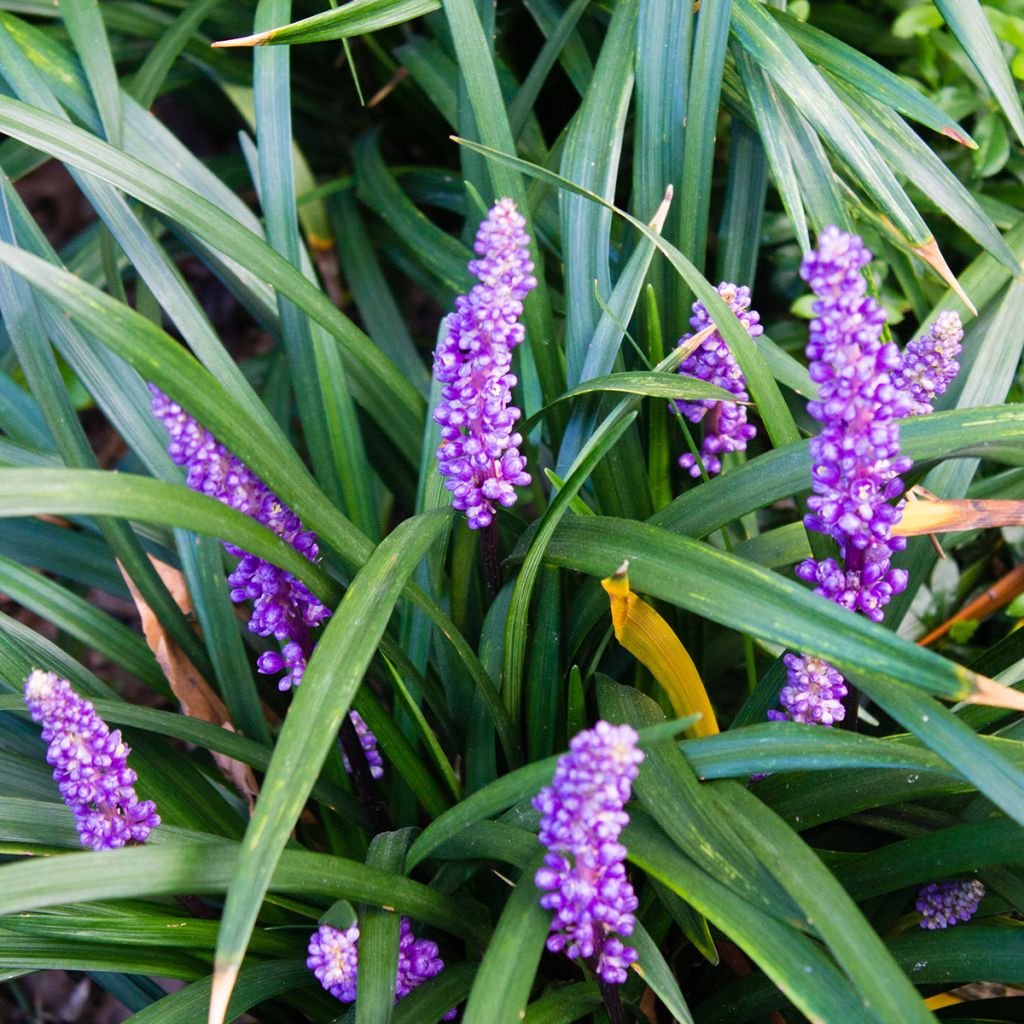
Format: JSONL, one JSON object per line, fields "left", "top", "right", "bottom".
{"left": 216, "top": 0, "right": 440, "bottom": 46}
{"left": 0, "top": 92, "right": 425, "bottom": 456}
{"left": 462, "top": 852, "right": 549, "bottom": 1024}
{"left": 630, "top": 920, "right": 695, "bottom": 1023}
{"left": 540, "top": 515, "right": 982, "bottom": 701}
{"left": 775, "top": 9, "right": 974, "bottom": 146}
{"left": 124, "top": 962, "right": 310, "bottom": 1024}
{"left": 522, "top": 983, "right": 602, "bottom": 1023}
{"left": 935, "top": 0, "right": 1024, "bottom": 148}
{"left": 677, "top": 0, "right": 733, "bottom": 274}
{"left": 0, "top": 842, "right": 489, "bottom": 945}
{"left": 58, "top": 0, "right": 122, "bottom": 147}
{"left": 625, "top": 812, "right": 879, "bottom": 1024}
{"left": 0, "top": 469, "right": 335, "bottom": 601}
{"left": 713, "top": 781, "right": 938, "bottom": 1024}
{"left": 833, "top": 815, "right": 1020, "bottom": 899}
{"left": 559, "top": 0, "right": 637, "bottom": 387}
{"left": 392, "top": 961, "right": 477, "bottom": 1023}
{"left": 357, "top": 830, "right": 418, "bottom": 1024}
{"left": 210, "top": 510, "right": 450, "bottom": 1016}
{"left": 731, "top": 0, "right": 931, "bottom": 247}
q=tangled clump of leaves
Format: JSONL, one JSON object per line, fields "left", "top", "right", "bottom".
{"left": 1, "top": 2, "right": 1024, "bottom": 1023}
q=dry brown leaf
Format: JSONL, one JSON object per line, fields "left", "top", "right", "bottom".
{"left": 895, "top": 498, "right": 1024, "bottom": 537}
{"left": 118, "top": 556, "right": 259, "bottom": 809}
{"left": 918, "top": 562, "right": 1024, "bottom": 647}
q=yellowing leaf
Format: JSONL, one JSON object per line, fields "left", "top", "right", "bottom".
{"left": 894, "top": 498, "right": 1024, "bottom": 536}
{"left": 602, "top": 562, "right": 719, "bottom": 738}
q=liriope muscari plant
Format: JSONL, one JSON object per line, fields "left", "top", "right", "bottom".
{"left": 4, "top": 1, "right": 1024, "bottom": 1021}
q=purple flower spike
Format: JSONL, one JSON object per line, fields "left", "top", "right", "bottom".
{"left": 533, "top": 721, "right": 644, "bottom": 985}
{"left": 149, "top": 386, "right": 329, "bottom": 666}
{"left": 24, "top": 669, "right": 160, "bottom": 850}
{"left": 341, "top": 710, "right": 384, "bottom": 781}
{"left": 767, "top": 227, "right": 921, "bottom": 731}
{"left": 675, "top": 282, "right": 762, "bottom": 478}
{"left": 916, "top": 879, "right": 985, "bottom": 929}
{"left": 308, "top": 919, "right": 455, "bottom": 1018}
{"left": 433, "top": 198, "right": 537, "bottom": 529}
{"left": 774, "top": 654, "right": 847, "bottom": 726}
{"left": 308, "top": 923, "right": 360, "bottom": 1003}
{"left": 893, "top": 310, "right": 964, "bottom": 417}
{"left": 799, "top": 226, "right": 912, "bottom": 609}
{"left": 150, "top": 387, "right": 382, "bottom": 779}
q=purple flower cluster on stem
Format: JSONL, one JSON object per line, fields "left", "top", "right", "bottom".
{"left": 892, "top": 310, "right": 964, "bottom": 417}
{"left": 307, "top": 918, "right": 455, "bottom": 1017}
{"left": 675, "top": 282, "right": 762, "bottom": 478}
{"left": 916, "top": 879, "right": 985, "bottom": 929}
{"left": 769, "top": 227, "right": 911, "bottom": 727}
{"left": 149, "top": 387, "right": 382, "bottom": 779}
{"left": 767, "top": 229, "right": 963, "bottom": 730}
{"left": 24, "top": 669, "right": 160, "bottom": 850}
{"left": 433, "top": 198, "right": 537, "bottom": 529}
{"left": 533, "top": 721, "right": 644, "bottom": 985}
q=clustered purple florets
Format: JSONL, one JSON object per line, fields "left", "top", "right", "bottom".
{"left": 675, "top": 282, "right": 762, "bottom": 478}
{"left": 797, "top": 226, "right": 912, "bottom": 621}
{"left": 24, "top": 669, "right": 160, "bottom": 850}
{"left": 892, "top": 310, "right": 964, "bottom": 417}
{"left": 149, "top": 385, "right": 328, "bottom": 684}
{"left": 533, "top": 721, "right": 644, "bottom": 985}
{"left": 433, "top": 198, "right": 537, "bottom": 529}
{"left": 307, "top": 919, "right": 454, "bottom": 1017}
{"left": 149, "top": 387, "right": 382, "bottom": 777}
{"left": 767, "top": 654, "right": 847, "bottom": 727}
{"left": 769, "top": 227, "right": 963, "bottom": 730}
{"left": 916, "top": 879, "right": 985, "bottom": 929}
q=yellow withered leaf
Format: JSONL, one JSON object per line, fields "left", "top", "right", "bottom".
{"left": 894, "top": 498, "right": 1024, "bottom": 537}
{"left": 602, "top": 562, "right": 719, "bottom": 738}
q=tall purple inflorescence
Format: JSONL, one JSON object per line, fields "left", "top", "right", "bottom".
{"left": 24, "top": 669, "right": 160, "bottom": 850}
{"left": 768, "top": 227, "right": 911, "bottom": 728}
{"left": 797, "top": 226, "right": 912, "bottom": 620}
{"left": 675, "top": 282, "right": 762, "bottom": 478}
{"left": 433, "top": 198, "right": 537, "bottom": 529}
{"left": 533, "top": 721, "right": 644, "bottom": 985}
{"left": 892, "top": 310, "right": 964, "bottom": 417}
{"left": 916, "top": 879, "right": 985, "bottom": 929}
{"left": 307, "top": 919, "right": 455, "bottom": 1017}
{"left": 149, "top": 387, "right": 382, "bottom": 778}
{"left": 766, "top": 229, "right": 964, "bottom": 732}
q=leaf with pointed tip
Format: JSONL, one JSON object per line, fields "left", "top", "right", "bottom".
{"left": 210, "top": 511, "right": 449, "bottom": 1022}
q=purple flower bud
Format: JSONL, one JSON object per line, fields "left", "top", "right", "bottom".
{"left": 433, "top": 199, "right": 537, "bottom": 529}
{"left": 533, "top": 721, "right": 644, "bottom": 985}
{"left": 340, "top": 710, "right": 384, "bottom": 780}
{"left": 307, "top": 919, "right": 455, "bottom": 1017}
{"left": 774, "top": 654, "right": 847, "bottom": 726}
{"left": 916, "top": 879, "right": 985, "bottom": 929}
{"left": 675, "top": 282, "right": 762, "bottom": 478}
{"left": 24, "top": 669, "right": 160, "bottom": 850}
{"left": 892, "top": 311, "right": 964, "bottom": 416}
